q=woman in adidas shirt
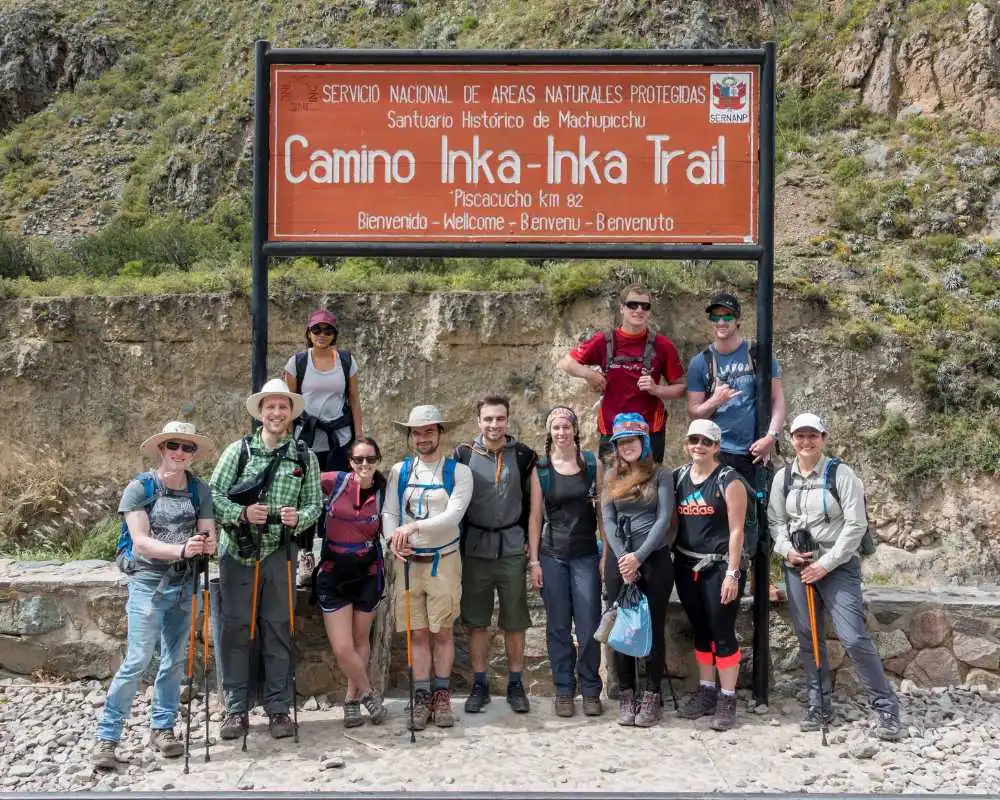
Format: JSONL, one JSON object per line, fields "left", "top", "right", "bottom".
{"left": 673, "top": 418, "right": 747, "bottom": 733}
{"left": 315, "top": 437, "right": 388, "bottom": 728}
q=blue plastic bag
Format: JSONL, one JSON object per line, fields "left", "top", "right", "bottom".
{"left": 607, "top": 584, "right": 652, "bottom": 658}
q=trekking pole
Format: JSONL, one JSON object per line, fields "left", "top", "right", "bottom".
{"left": 663, "top": 659, "right": 679, "bottom": 711}
{"left": 201, "top": 556, "right": 211, "bottom": 763}
{"left": 285, "top": 530, "right": 299, "bottom": 743}
{"left": 244, "top": 555, "right": 260, "bottom": 754}
{"left": 805, "top": 583, "right": 829, "bottom": 747}
{"left": 183, "top": 563, "right": 198, "bottom": 774}
{"left": 404, "top": 558, "right": 415, "bottom": 743}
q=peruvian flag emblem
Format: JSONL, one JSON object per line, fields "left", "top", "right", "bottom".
{"left": 712, "top": 77, "right": 747, "bottom": 110}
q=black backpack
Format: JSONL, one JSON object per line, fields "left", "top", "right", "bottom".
{"left": 673, "top": 464, "right": 759, "bottom": 559}
{"left": 702, "top": 339, "right": 758, "bottom": 393}
{"left": 604, "top": 328, "right": 656, "bottom": 374}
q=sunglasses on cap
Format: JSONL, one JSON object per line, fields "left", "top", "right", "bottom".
{"left": 309, "top": 325, "right": 337, "bottom": 335}
{"left": 624, "top": 300, "right": 652, "bottom": 311}
{"left": 686, "top": 435, "right": 717, "bottom": 447}
{"left": 350, "top": 455, "right": 379, "bottom": 465}
{"left": 708, "top": 313, "right": 736, "bottom": 323}
{"left": 163, "top": 440, "right": 198, "bottom": 454}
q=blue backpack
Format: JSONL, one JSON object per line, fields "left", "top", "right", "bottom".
{"left": 536, "top": 451, "right": 598, "bottom": 498}
{"left": 115, "top": 471, "right": 202, "bottom": 573}
{"left": 396, "top": 456, "right": 458, "bottom": 523}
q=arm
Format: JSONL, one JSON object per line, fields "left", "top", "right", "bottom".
{"left": 558, "top": 333, "right": 607, "bottom": 393}
{"left": 195, "top": 486, "right": 217, "bottom": 554}
{"left": 686, "top": 352, "right": 736, "bottom": 419}
{"left": 634, "top": 469, "right": 675, "bottom": 563}
{"left": 283, "top": 369, "right": 298, "bottom": 393}
{"left": 127, "top": 511, "right": 187, "bottom": 561}
{"left": 209, "top": 441, "right": 245, "bottom": 527}
{"left": 817, "top": 467, "right": 867, "bottom": 572}
{"left": 767, "top": 471, "right": 792, "bottom": 560}
{"left": 648, "top": 338, "right": 687, "bottom": 400}
{"left": 348, "top": 373, "right": 362, "bottom": 436}
{"left": 527, "top": 470, "right": 542, "bottom": 563}
{"left": 601, "top": 497, "right": 624, "bottom": 558}
{"left": 407, "top": 464, "right": 474, "bottom": 541}
{"left": 723, "top": 479, "right": 747, "bottom": 569}
{"left": 768, "top": 377, "right": 786, "bottom": 437}
{"left": 381, "top": 465, "right": 402, "bottom": 539}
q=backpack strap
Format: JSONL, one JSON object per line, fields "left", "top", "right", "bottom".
{"left": 339, "top": 349, "right": 354, "bottom": 439}
{"left": 454, "top": 443, "right": 472, "bottom": 466}
{"left": 235, "top": 435, "right": 253, "bottom": 480}
{"left": 325, "top": 471, "right": 352, "bottom": 512}
{"left": 536, "top": 456, "right": 552, "bottom": 497}
{"left": 604, "top": 329, "right": 615, "bottom": 371}
{"left": 396, "top": 457, "right": 414, "bottom": 526}
{"left": 642, "top": 329, "right": 656, "bottom": 374}
{"left": 442, "top": 457, "right": 457, "bottom": 495}
{"left": 295, "top": 350, "right": 308, "bottom": 393}
{"left": 701, "top": 346, "right": 718, "bottom": 393}
{"left": 823, "top": 458, "right": 843, "bottom": 524}
{"left": 782, "top": 462, "right": 793, "bottom": 500}
{"left": 749, "top": 339, "right": 759, "bottom": 375}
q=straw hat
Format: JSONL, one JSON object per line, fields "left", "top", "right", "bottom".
{"left": 245, "top": 378, "right": 305, "bottom": 421}
{"left": 139, "top": 421, "right": 215, "bottom": 460}
{"left": 392, "top": 404, "right": 457, "bottom": 433}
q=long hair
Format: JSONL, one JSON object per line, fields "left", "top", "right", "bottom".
{"left": 603, "top": 451, "right": 659, "bottom": 504}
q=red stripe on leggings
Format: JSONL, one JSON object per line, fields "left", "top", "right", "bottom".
{"left": 716, "top": 651, "right": 742, "bottom": 669}
{"left": 694, "top": 649, "right": 715, "bottom": 666}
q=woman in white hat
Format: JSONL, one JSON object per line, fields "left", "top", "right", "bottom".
{"left": 92, "top": 422, "right": 217, "bottom": 769}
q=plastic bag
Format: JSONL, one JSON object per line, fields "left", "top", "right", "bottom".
{"left": 607, "top": 584, "right": 652, "bottom": 657}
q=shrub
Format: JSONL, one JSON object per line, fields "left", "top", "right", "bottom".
{"left": 0, "top": 229, "right": 44, "bottom": 280}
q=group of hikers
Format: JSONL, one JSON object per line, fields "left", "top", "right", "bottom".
{"left": 91, "top": 285, "right": 904, "bottom": 770}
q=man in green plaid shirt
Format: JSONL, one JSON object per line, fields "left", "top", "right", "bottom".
{"left": 211, "top": 379, "right": 321, "bottom": 741}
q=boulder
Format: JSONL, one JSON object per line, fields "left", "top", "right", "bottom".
{"left": 953, "top": 632, "right": 1000, "bottom": 670}
{"left": 907, "top": 609, "right": 951, "bottom": 649}
{"left": 903, "top": 647, "right": 964, "bottom": 688}
{"left": 874, "top": 629, "right": 913, "bottom": 661}
{"left": 963, "top": 668, "right": 1000, "bottom": 692}
{"left": 0, "top": 595, "right": 64, "bottom": 635}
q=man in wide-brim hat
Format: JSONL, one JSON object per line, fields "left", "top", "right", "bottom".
{"left": 210, "top": 379, "right": 321, "bottom": 742}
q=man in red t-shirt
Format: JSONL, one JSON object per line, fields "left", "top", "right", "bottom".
{"left": 558, "top": 283, "right": 686, "bottom": 463}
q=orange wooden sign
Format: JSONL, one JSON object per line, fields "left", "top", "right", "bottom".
{"left": 268, "top": 65, "right": 759, "bottom": 244}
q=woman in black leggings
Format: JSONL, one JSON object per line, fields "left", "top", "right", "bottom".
{"left": 601, "top": 413, "right": 676, "bottom": 728}
{"left": 674, "top": 419, "right": 748, "bottom": 732}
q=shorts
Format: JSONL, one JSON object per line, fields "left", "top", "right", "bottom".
{"left": 461, "top": 553, "right": 532, "bottom": 632}
{"left": 315, "top": 566, "right": 382, "bottom": 614}
{"left": 393, "top": 550, "right": 462, "bottom": 633}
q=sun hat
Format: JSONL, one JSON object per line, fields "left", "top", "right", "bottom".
{"left": 392, "top": 404, "right": 457, "bottom": 433}
{"left": 609, "top": 412, "right": 652, "bottom": 458}
{"left": 789, "top": 413, "right": 827, "bottom": 435}
{"left": 686, "top": 419, "right": 722, "bottom": 443}
{"left": 245, "top": 378, "right": 305, "bottom": 421}
{"left": 307, "top": 309, "right": 338, "bottom": 330}
{"left": 705, "top": 292, "right": 741, "bottom": 317}
{"left": 140, "top": 421, "right": 215, "bottom": 460}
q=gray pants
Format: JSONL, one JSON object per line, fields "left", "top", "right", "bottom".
{"left": 784, "top": 558, "right": 898, "bottom": 714}
{"left": 218, "top": 546, "right": 297, "bottom": 715}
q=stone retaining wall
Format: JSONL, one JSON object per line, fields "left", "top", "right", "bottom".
{"left": 3, "top": 559, "right": 1000, "bottom": 698}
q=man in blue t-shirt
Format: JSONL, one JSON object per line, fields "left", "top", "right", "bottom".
{"left": 686, "top": 292, "right": 786, "bottom": 485}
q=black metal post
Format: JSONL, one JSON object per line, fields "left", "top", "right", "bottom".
{"left": 251, "top": 39, "right": 270, "bottom": 395}
{"left": 752, "top": 40, "right": 777, "bottom": 709}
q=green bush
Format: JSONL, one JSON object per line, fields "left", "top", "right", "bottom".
{"left": 0, "top": 229, "right": 44, "bottom": 280}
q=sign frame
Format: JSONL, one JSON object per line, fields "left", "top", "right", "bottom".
{"left": 250, "top": 42, "right": 776, "bottom": 707}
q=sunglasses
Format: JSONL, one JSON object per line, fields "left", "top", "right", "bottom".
{"left": 624, "top": 300, "right": 652, "bottom": 311}
{"left": 350, "top": 455, "right": 379, "bottom": 465}
{"left": 309, "top": 325, "right": 336, "bottom": 335}
{"left": 163, "top": 440, "right": 198, "bottom": 454}
{"left": 709, "top": 313, "right": 737, "bottom": 323}
{"left": 686, "top": 435, "right": 717, "bottom": 447}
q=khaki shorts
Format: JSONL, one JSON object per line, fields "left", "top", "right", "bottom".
{"left": 393, "top": 550, "right": 462, "bottom": 634}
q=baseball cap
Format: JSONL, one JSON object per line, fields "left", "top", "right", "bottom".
{"left": 686, "top": 419, "right": 722, "bottom": 443}
{"left": 307, "top": 309, "right": 338, "bottom": 329}
{"left": 705, "top": 292, "right": 741, "bottom": 317}
{"left": 789, "top": 413, "right": 827, "bottom": 434}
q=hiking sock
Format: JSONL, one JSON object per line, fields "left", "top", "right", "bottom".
{"left": 508, "top": 671, "right": 523, "bottom": 687}
{"left": 700, "top": 680, "right": 716, "bottom": 690}
{"left": 432, "top": 677, "right": 450, "bottom": 692}
{"left": 474, "top": 671, "right": 488, "bottom": 688}
{"left": 720, "top": 688, "right": 736, "bottom": 697}
{"left": 415, "top": 679, "right": 431, "bottom": 694}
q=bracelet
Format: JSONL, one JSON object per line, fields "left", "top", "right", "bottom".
{"left": 529, "top": 560, "right": 541, "bottom": 568}
{"left": 725, "top": 568, "right": 741, "bottom": 580}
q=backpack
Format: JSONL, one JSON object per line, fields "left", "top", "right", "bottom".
{"left": 673, "top": 464, "right": 759, "bottom": 560}
{"left": 454, "top": 441, "right": 537, "bottom": 540}
{"left": 702, "top": 339, "right": 758, "bottom": 393}
{"left": 396, "top": 456, "right": 458, "bottom": 524}
{"left": 116, "top": 471, "right": 202, "bottom": 573}
{"left": 536, "top": 451, "right": 598, "bottom": 498}
{"left": 318, "top": 471, "right": 384, "bottom": 563}
{"left": 604, "top": 329, "right": 656, "bottom": 374}
{"left": 294, "top": 348, "right": 355, "bottom": 440}
{"left": 781, "top": 458, "right": 877, "bottom": 556}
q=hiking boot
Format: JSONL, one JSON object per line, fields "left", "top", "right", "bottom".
{"left": 296, "top": 552, "right": 314, "bottom": 588}
{"left": 409, "top": 689, "right": 432, "bottom": 731}
{"left": 678, "top": 685, "right": 718, "bottom": 720}
{"left": 800, "top": 706, "right": 835, "bottom": 732}
{"left": 91, "top": 739, "right": 117, "bottom": 769}
{"left": 343, "top": 700, "right": 363, "bottom": 729}
{"left": 360, "top": 690, "right": 387, "bottom": 725}
{"left": 268, "top": 713, "right": 295, "bottom": 739}
{"left": 617, "top": 689, "right": 637, "bottom": 726}
{"left": 554, "top": 695, "right": 575, "bottom": 718}
{"left": 583, "top": 695, "right": 604, "bottom": 717}
{"left": 507, "top": 681, "right": 530, "bottom": 713}
{"left": 219, "top": 711, "right": 249, "bottom": 740}
{"left": 150, "top": 728, "right": 184, "bottom": 758}
{"left": 464, "top": 682, "right": 491, "bottom": 713}
{"left": 634, "top": 691, "right": 662, "bottom": 728}
{"left": 710, "top": 693, "right": 738, "bottom": 731}
{"left": 875, "top": 709, "right": 904, "bottom": 741}
{"left": 431, "top": 689, "right": 455, "bottom": 728}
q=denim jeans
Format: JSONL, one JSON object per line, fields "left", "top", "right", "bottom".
{"left": 96, "top": 569, "right": 193, "bottom": 742}
{"left": 539, "top": 552, "right": 602, "bottom": 697}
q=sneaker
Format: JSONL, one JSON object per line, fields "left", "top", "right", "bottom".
{"left": 678, "top": 685, "right": 718, "bottom": 720}
{"left": 800, "top": 706, "right": 835, "bottom": 732}
{"left": 431, "top": 689, "right": 455, "bottom": 728}
{"left": 409, "top": 689, "right": 432, "bottom": 731}
{"left": 268, "top": 713, "right": 295, "bottom": 739}
{"left": 91, "top": 739, "right": 117, "bottom": 769}
{"left": 219, "top": 711, "right": 249, "bottom": 740}
{"left": 634, "top": 691, "right": 662, "bottom": 728}
{"left": 583, "top": 695, "right": 604, "bottom": 717}
{"left": 875, "top": 709, "right": 904, "bottom": 741}
{"left": 710, "top": 693, "right": 738, "bottom": 731}
{"left": 360, "top": 690, "right": 387, "bottom": 725}
{"left": 296, "top": 553, "right": 314, "bottom": 588}
{"left": 507, "top": 681, "right": 530, "bottom": 713}
{"left": 554, "top": 695, "right": 575, "bottom": 718}
{"left": 464, "top": 682, "right": 491, "bottom": 713}
{"left": 343, "top": 700, "right": 363, "bottom": 728}
{"left": 150, "top": 728, "right": 184, "bottom": 758}
{"left": 617, "top": 689, "right": 637, "bottom": 726}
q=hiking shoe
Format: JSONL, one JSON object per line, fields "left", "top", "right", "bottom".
{"left": 635, "top": 691, "right": 662, "bottom": 728}
{"left": 150, "top": 728, "right": 184, "bottom": 758}
{"left": 678, "top": 685, "right": 718, "bottom": 720}
{"left": 409, "top": 689, "right": 432, "bottom": 731}
{"left": 554, "top": 695, "right": 575, "bottom": 718}
{"left": 710, "top": 693, "right": 738, "bottom": 731}
{"left": 360, "top": 690, "right": 387, "bottom": 725}
{"left": 800, "top": 706, "right": 835, "bottom": 732}
{"left": 617, "top": 689, "right": 637, "bottom": 726}
{"left": 343, "top": 700, "right": 363, "bottom": 728}
{"left": 268, "top": 713, "right": 295, "bottom": 739}
{"left": 875, "top": 709, "right": 904, "bottom": 741}
{"left": 91, "top": 739, "right": 117, "bottom": 769}
{"left": 464, "top": 682, "right": 491, "bottom": 713}
{"left": 507, "top": 681, "right": 530, "bottom": 713}
{"left": 219, "top": 711, "right": 249, "bottom": 740}
{"left": 431, "top": 689, "right": 455, "bottom": 728}
{"left": 296, "top": 552, "right": 314, "bottom": 587}
{"left": 583, "top": 695, "right": 604, "bottom": 717}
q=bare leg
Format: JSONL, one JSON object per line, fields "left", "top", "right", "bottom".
{"left": 431, "top": 627, "right": 455, "bottom": 680}
{"left": 322, "top": 606, "right": 370, "bottom": 700}
{"left": 504, "top": 630, "right": 525, "bottom": 673}
{"left": 411, "top": 628, "right": 432, "bottom": 681}
{"left": 468, "top": 627, "right": 489, "bottom": 673}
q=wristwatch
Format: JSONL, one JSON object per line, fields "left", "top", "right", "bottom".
{"left": 725, "top": 568, "right": 741, "bottom": 580}
{"left": 529, "top": 560, "right": 541, "bottom": 568}
{"left": 768, "top": 430, "right": 780, "bottom": 441}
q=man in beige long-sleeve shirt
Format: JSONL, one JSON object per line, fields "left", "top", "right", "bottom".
{"left": 384, "top": 405, "right": 473, "bottom": 731}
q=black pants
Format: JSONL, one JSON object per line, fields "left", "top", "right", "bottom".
{"left": 603, "top": 545, "right": 673, "bottom": 693}
{"left": 600, "top": 428, "right": 666, "bottom": 464}
{"left": 674, "top": 555, "right": 746, "bottom": 666}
